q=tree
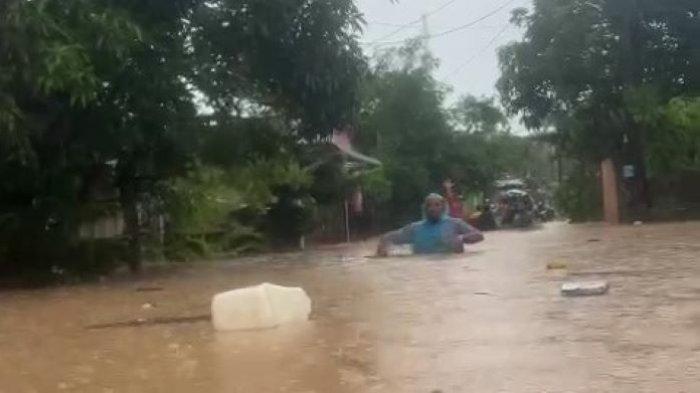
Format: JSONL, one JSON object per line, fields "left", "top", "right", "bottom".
{"left": 499, "top": 0, "right": 700, "bottom": 133}
{"left": 451, "top": 95, "right": 509, "bottom": 134}
{"left": 356, "top": 41, "right": 552, "bottom": 227}
{"left": 187, "top": 0, "right": 367, "bottom": 248}
{"left": 190, "top": 0, "right": 366, "bottom": 138}
{"left": 357, "top": 41, "right": 454, "bottom": 224}
{"left": 498, "top": 0, "right": 700, "bottom": 219}
{"left": 0, "top": 0, "right": 171, "bottom": 279}
{"left": 449, "top": 98, "right": 555, "bottom": 192}
{"left": 626, "top": 89, "right": 700, "bottom": 174}
{"left": 0, "top": 0, "right": 367, "bottom": 280}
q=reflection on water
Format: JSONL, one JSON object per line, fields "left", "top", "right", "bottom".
{"left": 2, "top": 222, "right": 700, "bottom": 392}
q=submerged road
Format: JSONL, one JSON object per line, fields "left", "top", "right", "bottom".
{"left": 1, "top": 222, "right": 699, "bottom": 392}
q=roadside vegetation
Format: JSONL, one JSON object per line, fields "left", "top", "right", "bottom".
{"left": 1, "top": 0, "right": 698, "bottom": 283}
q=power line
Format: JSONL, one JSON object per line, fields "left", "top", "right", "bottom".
{"left": 447, "top": 24, "right": 510, "bottom": 77}
{"left": 369, "top": 22, "right": 507, "bottom": 30}
{"left": 366, "top": 0, "right": 461, "bottom": 45}
{"left": 367, "top": 20, "right": 420, "bottom": 28}
{"left": 366, "top": 0, "right": 520, "bottom": 47}
{"left": 429, "top": 0, "right": 517, "bottom": 39}
{"left": 422, "top": 0, "right": 462, "bottom": 20}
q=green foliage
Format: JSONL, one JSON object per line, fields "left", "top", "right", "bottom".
{"left": 665, "top": 98, "right": 700, "bottom": 162}
{"left": 0, "top": 0, "right": 365, "bottom": 281}
{"left": 451, "top": 95, "right": 509, "bottom": 134}
{"left": 0, "top": 0, "right": 203, "bottom": 276}
{"left": 357, "top": 43, "right": 451, "bottom": 223}
{"left": 0, "top": 0, "right": 141, "bottom": 163}
{"left": 626, "top": 89, "right": 700, "bottom": 174}
{"left": 2, "top": 0, "right": 141, "bottom": 104}
{"left": 163, "top": 159, "right": 311, "bottom": 260}
{"left": 497, "top": 0, "right": 624, "bottom": 160}
{"left": 165, "top": 167, "right": 246, "bottom": 236}
{"left": 499, "top": 0, "right": 700, "bottom": 220}
{"left": 358, "top": 41, "right": 554, "bottom": 226}
{"left": 0, "top": 207, "right": 126, "bottom": 284}
{"left": 499, "top": 0, "right": 700, "bottom": 131}
{"left": 359, "top": 168, "right": 392, "bottom": 203}
{"left": 555, "top": 164, "right": 602, "bottom": 222}
{"left": 190, "top": 0, "right": 366, "bottom": 138}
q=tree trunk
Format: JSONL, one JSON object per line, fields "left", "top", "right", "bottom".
{"left": 601, "top": 158, "right": 621, "bottom": 224}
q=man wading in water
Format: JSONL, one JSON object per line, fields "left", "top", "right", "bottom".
{"left": 377, "top": 193, "right": 484, "bottom": 257}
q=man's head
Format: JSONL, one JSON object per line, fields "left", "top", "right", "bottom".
{"left": 424, "top": 193, "right": 446, "bottom": 223}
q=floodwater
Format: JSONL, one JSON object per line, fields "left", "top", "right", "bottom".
{"left": 2, "top": 222, "right": 700, "bottom": 392}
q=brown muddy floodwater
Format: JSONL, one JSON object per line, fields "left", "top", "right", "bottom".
{"left": 2, "top": 222, "right": 700, "bottom": 392}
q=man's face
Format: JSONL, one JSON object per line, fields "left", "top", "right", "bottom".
{"left": 425, "top": 198, "right": 445, "bottom": 222}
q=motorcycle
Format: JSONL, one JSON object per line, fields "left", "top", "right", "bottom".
{"left": 468, "top": 201, "right": 497, "bottom": 231}
{"left": 534, "top": 201, "right": 556, "bottom": 222}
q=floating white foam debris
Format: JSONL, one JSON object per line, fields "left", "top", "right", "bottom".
{"left": 561, "top": 281, "right": 610, "bottom": 297}
{"left": 211, "top": 283, "right": 311, "bottom": 331}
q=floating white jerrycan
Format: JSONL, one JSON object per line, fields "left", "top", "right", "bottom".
{"left": 211, "top": 283, "right": 312, "bottom": 332}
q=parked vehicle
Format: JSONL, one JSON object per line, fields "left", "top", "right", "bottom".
{"left": 493, "top": 179, "right": 535, "bottom": 228}
{"left": 497, "top": 189, "right": 534, "bottom": 227}
{"left": 535, "top": 201, "right": 556, "bottom": 222}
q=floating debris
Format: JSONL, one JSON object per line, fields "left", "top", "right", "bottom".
{"left": 547, "top": 261, "right": 568, "bottom": 270}
{"left": 135, "top": 287, "right": 164, "bottom": 292}
{"left": 211, "top": 283, "right": 311, "bottom": 332}
{"left": 561, "top": 281, "right": 609, "bottom": 297}
{"left": 86, "top": 315, "right": 210, "bottom": 330}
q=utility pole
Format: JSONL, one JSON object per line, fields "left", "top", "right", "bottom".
{"left": 606, "top": 0, "right": 649, "bottom": 222}
{"left": 420, "top": 0, "right": 435, "bottom": 54}
{"left": 420, "top": 13, "right": 431, "bottom": 56}
{"left": 620, "top": 0, "right": 642, "bottom": 86}
{"left": 619, "top": 0, "right": 651, "bottom": 219}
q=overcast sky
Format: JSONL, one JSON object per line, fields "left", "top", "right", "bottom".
{"left": 357, "top": 0, "right": 531, "bottom": 104}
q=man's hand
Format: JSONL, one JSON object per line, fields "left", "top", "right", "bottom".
{"left": 462, "top": 231, "right": 484, "bottom": 244}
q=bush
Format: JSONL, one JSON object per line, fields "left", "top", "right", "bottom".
{"left": 555, "top": 164, "right": 602, "bottom": 222}
{"left": 0, "top": 224, "right": 125, "bottom": 285}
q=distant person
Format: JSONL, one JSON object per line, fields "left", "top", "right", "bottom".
{"left": 476, "top": 200, "right": 497, "bottom": 231}
{"left": 443, "top": 178, "right": 465, "bottom": 219}
{"left": 377, "top": 193, "right": 484, "bottom": 256}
